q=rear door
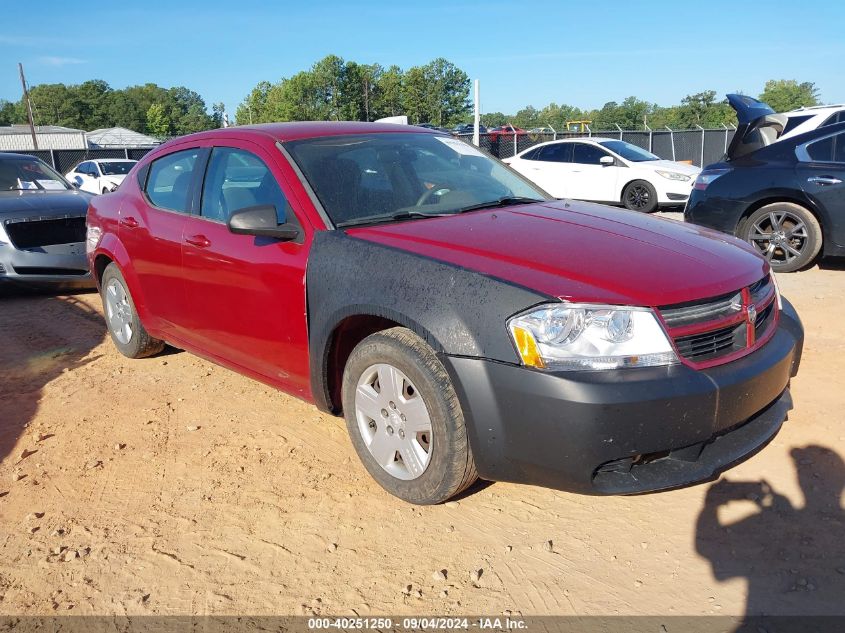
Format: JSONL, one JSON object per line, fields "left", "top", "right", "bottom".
{"left": 180, "top": 141, "right": 313, "bottom": 396}
{"left": 567, "top": 142, "right": 620, "bottom": 202}
{"left": 796, "top": 129, "right": 845, "bottom": 249}
{"left": 119, "top": 146, "right": 206, "bottom": 337}
{"left": 511, "top": 143, "right": 573, "bottom": 198}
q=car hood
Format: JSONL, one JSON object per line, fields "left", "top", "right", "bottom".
{"left": 639, "top": 159, "right": 700, "bottom": 175}
{"left": 346, "top": 200, "right": 767, "bottom": 307}
{"left": 0, "top": 189, "right": 92, "bottom": 220}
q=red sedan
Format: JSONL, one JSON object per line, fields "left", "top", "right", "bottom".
{"left": 86, "top": 122, "right": 803, "bottom": 504}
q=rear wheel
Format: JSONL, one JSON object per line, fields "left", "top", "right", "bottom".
{"left": 741, "top": 202, "right": 822, "bottom": 272}
{"left": 101, "top": 263, "right": 165, "bottom": 358}
{"left": 622, "top": 180, "right": 658, "bottom": 213}
{"left": 341, "top": 327, "right": 477, "bottom": 504}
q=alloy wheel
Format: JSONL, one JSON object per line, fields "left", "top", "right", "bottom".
{"left": 626, "top": 184, "right": 651, "bottom": 210}
{"left": 354, "top": 363, "right": 433, "bottom": 481}
{"left": 105, "top": 278, "right": 134, "bottom": 345}
{"left": 747, "top": 210, "right": 808, "bottom": 265}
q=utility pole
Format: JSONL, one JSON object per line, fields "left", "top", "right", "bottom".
{"left": 18, "top": 62, "right": 38, "bottom": 150}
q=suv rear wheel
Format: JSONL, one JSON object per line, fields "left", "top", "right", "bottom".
{"left": 341, "top": 327, "right": 477, "bottom": 504}
{"left": 741, "top": 202, "right": 822, "bottom": 272}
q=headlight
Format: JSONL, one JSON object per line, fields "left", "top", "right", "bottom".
{"left": 508, "top": 303, "right": 678, "bottom": 371}
{"left": 86, "top": 225, "right": 102, "bottom": 254}
{"left": 655, "top": 170, "right": 691, "bottom": 182}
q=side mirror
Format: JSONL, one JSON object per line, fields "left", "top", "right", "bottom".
{"left": 599, "top": 155, "right": 615, "bottom": 166}
{"left": 72, "top": 176, "right": 83, "bottom": 188}
{"left": 228, "top": 204, "right": 299, "bottom": 241}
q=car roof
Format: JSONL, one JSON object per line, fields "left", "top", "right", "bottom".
{"left": 158, "top": 122, "right": 442, "bottom": 148}
{"left": 785, "top": 105, "right": 845, "bottom": 116}
{"left": 94, "top": 158, "right": 137, "bottom": 162}
{"left": 0, "top": 152, "right": 44, "bottom": 161}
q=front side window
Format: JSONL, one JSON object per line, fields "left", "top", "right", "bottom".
{"left": 200, "top": 147, "right": 291, "bottom": 223}
{"left": 145, "top": 149, "right": 200, "bottom": 213}
{"left": 99, "top": 161, "right": 135, "bottom": 176}
{"left": 572, "top": 143, "right": 611, "bottom": 165}
{"left": 0, "top": 157, "right": 70, "bottom": 191}
{"left": 820, "top": 112, "right": 842, "bottom": 127}
{"left": 285, "top": 133, "right": 547, "bottom": 227}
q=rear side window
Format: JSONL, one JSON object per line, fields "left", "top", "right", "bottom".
{"left": 520, "top": 148, "right": 541, "bottom": 161}
{"left": 145, "top": 149, "right": 200, "bottom": 213}
{"left": 782, "top": 114, "right": 813, "bottom": 135}
{"left": 200, "top": 147, "right": 291, "bottom": 223}
{"left": 572, "top": 143, "right": 609, "bottom": 165}
{"left": 820, "top": 112, "right": 842, "bottom": 127}
{"left": 536, "top": 143, "right": 572, "bottom": 163}
{"left": 805, "top": 133, "right": 845, "bottom": 163}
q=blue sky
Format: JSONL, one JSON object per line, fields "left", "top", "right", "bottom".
{"left": 2, "top": 0, "right": 844, "bottom": 119}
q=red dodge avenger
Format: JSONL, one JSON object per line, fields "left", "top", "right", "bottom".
{"left": 86, "top": 122, "right": 804, "bottom": 504}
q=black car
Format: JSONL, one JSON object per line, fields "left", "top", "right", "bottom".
{"left": 452, "top": 123, "right": 488, "bottom": 135}
{"left": 686, "top": 94, "right": 845, "bottom": 272}
{"left": 0, "top": 152, "right": 93, "bottom": 285}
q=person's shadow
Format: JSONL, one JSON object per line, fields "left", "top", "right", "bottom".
{"left": 696, "top": 445, "right": 845, "bottom": 619}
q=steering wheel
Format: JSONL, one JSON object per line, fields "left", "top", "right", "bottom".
{"left": 416, "top": 185, "right": 451, "bottom": 207}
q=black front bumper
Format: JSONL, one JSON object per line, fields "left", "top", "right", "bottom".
{"left": 443, "top": 298, "right": 804, "bottom": 495}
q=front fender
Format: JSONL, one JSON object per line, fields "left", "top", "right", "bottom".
{"left": 306, "top": 231, "right": 551, "bottom": 412}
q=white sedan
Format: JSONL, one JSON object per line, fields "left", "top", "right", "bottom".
{"left": 503, "top": 138, "right": 700, "bottom": 212}
{"left": 66, "top": 159, "right": 137, "bottom": 195}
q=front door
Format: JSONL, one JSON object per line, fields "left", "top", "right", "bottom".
{"left": 797, "top": 130, "right": 845, "bottom": 249}
{"left": 180, "top": 142, "right": 312, "bottom": 397}
{"left": 567, "top": 142, "right": 621, "bottom": 203}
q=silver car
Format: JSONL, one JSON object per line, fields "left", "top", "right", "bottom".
{"left": 0, "top": 153, "right": 93, "bottom": 285}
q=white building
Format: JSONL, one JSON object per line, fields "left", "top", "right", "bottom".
{"left": 0, "top": 124, "right": 87, "bottom": 151}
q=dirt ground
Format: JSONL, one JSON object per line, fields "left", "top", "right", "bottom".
{"left": 1, "top": 228, "right": 844, "bottom": 616}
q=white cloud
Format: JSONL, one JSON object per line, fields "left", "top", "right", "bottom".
{"left": 37, "top": 56, "right": 86, "bottom": 67}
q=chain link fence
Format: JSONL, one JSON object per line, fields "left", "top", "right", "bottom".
{"left": 5, "top": 147, "right": 155, "bottom": 175}
{"left": 466, "top": 126, "right": 736, "bottom": 167}
{"left": 7, "top": 127, "right": 735, "bottom": 174}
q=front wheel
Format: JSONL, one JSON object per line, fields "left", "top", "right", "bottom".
{"left": 741, "top": 203, "right": 822, "bottom": 272}
{"left": 341, "top": 327, "right": 477, "bottom": 504}
{"left": 101, "top": 263, "right": 165, "bottom": 358}
{"left": 622, "top": 180, "right": 658, "bottom": 213}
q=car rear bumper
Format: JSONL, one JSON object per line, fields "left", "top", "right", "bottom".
{"left": 443, "top": 298, "right": 803, "bottom": 495}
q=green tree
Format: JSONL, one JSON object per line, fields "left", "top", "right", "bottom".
{"left": 0, "top": 99, "right": 24, "bottom": 125}
{"left": 374, "top": 65, "right": 404, "bottom": 118}
{"left": 759, "top": 79, "right": 820, "bottom": 112}
{"left": 145, "top": 103, "right": 171, "bottom": 137}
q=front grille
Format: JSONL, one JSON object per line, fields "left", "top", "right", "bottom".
{"left": 660, "top": 292, "right": 742, "bottom": 328}
{"left": 659, "top": 274, "right": 778, "bottom": 366}
{"left": 4, "top": 216, "right": 86, "bottom": 249}
{"left": 674, "top": 322, "right": 746, "bottom": 361}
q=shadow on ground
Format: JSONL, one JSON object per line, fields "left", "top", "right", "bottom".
{"left": 0, "top": 285, "right": 105, "bottom": 470}
{"left": 696, "top": 444, "right": 845, "bottom": 618}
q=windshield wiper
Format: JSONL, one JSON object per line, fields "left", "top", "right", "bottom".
{"left": 451, "top": 196, "right": 544, "bottom": 214}
{"left": 336, "top": 210, "right": 453, "bottom": 229}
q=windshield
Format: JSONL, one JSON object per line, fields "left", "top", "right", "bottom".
{"left": 0, "top": 157, "right": 71, "bottom": 191}
{"left": 597, "top": 140, "right": 660, "bottom": 162}
{"left": 285, "top": 133, "right": 547, "bottom": 227}
{"left": 99, "top": 161, "right": 136, "bottom": 176}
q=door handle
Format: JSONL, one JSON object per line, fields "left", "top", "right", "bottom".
{"left": 119, "top": 216, "right": 139, "bottom": 228}
{"left": 185, "top": 234, "right": 211, "bottom": 248}
{"left": 807, "top": 176, "right": 842, "bottom": 186}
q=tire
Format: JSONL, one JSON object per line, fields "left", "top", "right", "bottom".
{"left": 741, "top": 202, "right": 822, "bottom": 273}
{"left": 622, "top": 180, "right": 658, "bottom": 213}
{"left": 341, "top": 327, "right": 478, "bottom": 505}
{"left": 100, "top": 263, "right": 165, "bottom": 359}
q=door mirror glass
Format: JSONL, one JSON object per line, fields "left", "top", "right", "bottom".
{"left": 228, "top": 204, "right": 299, "bottom": 241}
{"left": 599, "top": 155, "right": 615, "bottom": 166}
